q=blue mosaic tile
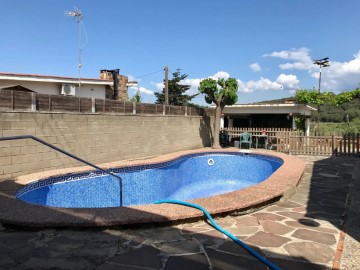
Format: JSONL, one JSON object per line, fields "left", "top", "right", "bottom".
{"left": 16, "top": 152, "right": 283, "bottom": 208}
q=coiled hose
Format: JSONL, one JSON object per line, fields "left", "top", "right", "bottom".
{"left": 154, "top": 200, "right": 282, "bottom": 270}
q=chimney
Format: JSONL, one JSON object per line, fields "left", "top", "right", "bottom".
{"left": 100, "top": 69, "right": 128, "bottom": 101}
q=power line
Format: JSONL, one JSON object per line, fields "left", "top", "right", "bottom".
{"left": 135, "top": 69, "right": 164, "bottom": 79}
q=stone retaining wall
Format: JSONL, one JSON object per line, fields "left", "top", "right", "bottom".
{"left": 0, "top": 112, "right": 213, "bottom": 180}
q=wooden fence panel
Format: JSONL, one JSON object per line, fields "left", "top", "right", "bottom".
{"left": 123, "top": 101, "right": 133, "bottom": 114}
{"left": 224, "top": 127, "right": 292, "bottom": 138}
{"left": 104, "top": 100, "right": 125, "bottom": 113}
{"left": 285, "top": 135, "right": 335, "bottom": 155}
{"left": 0, "top": 90, "right": 13, "bottom": 109}
{"left": 37, "top": 94, "right": 51, "bottom": 111}
{"left": 13, "top": 91, "right": 32, "bottom": 110}
{"left": 135, "top": 103, "right": 162, "bottom": 115}
{"left": 188, "top": 107, "right": 204, "bottom": 116}
{"left": 0, "top": 90, "right": 216, "bottom": 116}
{"left": 50, "top": 96, "right": 80, "bottom": 112}
{"left": 339, "top": 133, "right": 360, "bottom": 155}
{"left": 79, "top": 98, "right": 92, "bottom": 113}
{"left": 166, "top": 105, "right": 184, "bottom": 116}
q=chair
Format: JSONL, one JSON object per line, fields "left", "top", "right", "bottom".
{"left": 239, "top": 132, "right": 252, "bottom": 149}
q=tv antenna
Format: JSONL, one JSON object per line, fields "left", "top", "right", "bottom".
{"left": 65, "top": 7, "right": 88, "bottom": 90}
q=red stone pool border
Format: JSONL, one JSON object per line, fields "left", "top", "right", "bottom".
{"left": 0, "top": 148, "right": 305, "bottom": 227}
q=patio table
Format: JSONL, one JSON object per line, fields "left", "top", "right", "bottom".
{"left": 252, "top": 134, "right": 268, "bottom": 148}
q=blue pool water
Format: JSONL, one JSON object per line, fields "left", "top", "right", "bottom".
{"left": 16, "top": 153, "right": 283, "bottom": 208}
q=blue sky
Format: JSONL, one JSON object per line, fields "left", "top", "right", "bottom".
{"left": 1, "top": 0, "right": 360, "bottom": 105}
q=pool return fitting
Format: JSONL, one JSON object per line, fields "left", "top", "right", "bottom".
{"left": 155, "top": 200, "right": 282, "bottom": 270}
{"left": 207, "top": 158, "right": 214, "bottom": 166}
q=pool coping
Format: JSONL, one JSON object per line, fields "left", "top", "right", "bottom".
{"left": 0, "top": 148, "right": 305, "bottom": 228}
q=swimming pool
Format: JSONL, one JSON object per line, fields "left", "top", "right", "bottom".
{"left": 16, "top": 152, "right": 283, "bottom": 208}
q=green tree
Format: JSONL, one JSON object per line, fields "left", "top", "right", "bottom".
{"left": 198, "top": 77, "right": 238, "bottom": 149}
{"left": 129, "top": 90, "right": 142, "bottom": 103}
{"left": 155, "top": 69, "right": 198, "bottom": 106}
{"left": 295, "top": 88, "right": 360, "bottom": 131}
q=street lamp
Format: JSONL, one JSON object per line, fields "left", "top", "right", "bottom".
{"left": 313, "top": 57, "right": 330, "bottom": 132}
{"left": 314, "top": 57, "right": 330, "bottom": 93}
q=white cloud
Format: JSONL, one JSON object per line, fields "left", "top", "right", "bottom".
{"left": 250, "top": 63, "right": 261, "bottom": 72}
{"left": 150, "top": 70, "right": 297, "bottom": 98}
{"left": 129, "top": 86, "right": 154, "bottom": 95}
{"left": 275, "top": 74, "right": 299, "bottom": 89}
{"left": 311, "top": 51, "right": 360, "bottom": 91}
{"left": 138, "top": 87, "right": 155, "bottom": 95}
{"left": 264, "top": 47, "right": 313, "bottom": 70}
{"left": 247, "top": 77, "right": 282, "bottom": 91}
{"left": 238, "top": 77, "right": 284, "bottom": 93}
{"left": 264, "top": 47, "right": 311, "bottom": 61}
{"left": 210, "top": 71, "right": 230, "bottom": 80}
{"left": 264, "top": 47, "right": 360, "bottom": 92}
{"left": 127, "top": 75, "right": 138, "bottom": 82}
{"left": 236, "top": 79, "right": 250, "bottom": 93}
{"left": 151, "top": 82, "right": 164, "bottom": 91}
{"left": 236, "top": 74, "right": 299, "bottom": 93}
{"left": 179, "top": 78, "right": 201, "bottom": 95}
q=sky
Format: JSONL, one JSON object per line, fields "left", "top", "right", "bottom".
{"left": 1, "top": 0, "right": 360, "bottom": 105}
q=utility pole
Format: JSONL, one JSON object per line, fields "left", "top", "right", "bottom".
{"left": 164, "top": 65, "right": 169, "bottom": 105}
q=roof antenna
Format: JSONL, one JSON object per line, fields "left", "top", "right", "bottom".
{"left": 65, "top": 7, "right": 88, "bottom": 91}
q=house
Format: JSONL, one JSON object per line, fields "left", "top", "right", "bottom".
{"left": 221, "top": 102, "right": 316, "bottom": 135}
{"left": 0, "top": 69, "right": 134, "bottom": 101}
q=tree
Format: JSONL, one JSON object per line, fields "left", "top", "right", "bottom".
{"left": 155, "top": 69, "right": 198, "bottom": 106}
{"left": 129, "top": 90, "right": 142, "bottom": 103}
{"left": 295, "top": 88, "right": 360, "bottom": 131}
{"left": 198, "top": 77, "right": 238, "bottom": 149}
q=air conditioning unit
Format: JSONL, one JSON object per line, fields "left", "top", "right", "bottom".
{"left": 60, "top": 84, "right": 76, "bottom": 96}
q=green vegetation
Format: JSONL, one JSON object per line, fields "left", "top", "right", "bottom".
{"left": 256, "top": 88, "right": 360, "bottom": 135}
{"left": 155, "top": 69, "right": 198, "bottom": 106}
{"left": 295, "top": 88, "right": 360, "bottom": 134}
{"left": 318, "top": 97, "right": 360, "bottom": 123}
{"left": 129, "top": 90, "right": 142, "bottom": 103}
{"left": 198, "top": 77, "right": 238, "bottom": 148}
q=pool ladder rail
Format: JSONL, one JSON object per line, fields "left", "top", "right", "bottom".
{"left": 0, "top": 135, "right": 124, "bottom": 206}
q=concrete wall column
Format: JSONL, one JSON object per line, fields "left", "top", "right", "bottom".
{"left": 305, "top": 116, "right": 311, "bottom": 136}
{"left": 220, "top": 115, "right": 224, "bottom": 129}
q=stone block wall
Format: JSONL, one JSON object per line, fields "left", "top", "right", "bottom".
{"left": 0, "top": 112, "right": 213, "bottom": 180}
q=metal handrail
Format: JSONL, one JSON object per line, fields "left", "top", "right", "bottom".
{"left": 0, "top": 135, "right": 123, "bottom": 206}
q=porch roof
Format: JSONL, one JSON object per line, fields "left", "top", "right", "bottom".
{"left": 223, "top": 103, "right": 316, "bottom": 116}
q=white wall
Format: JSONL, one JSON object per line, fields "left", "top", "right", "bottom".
{"left": 75, "top": 85, "right": 105, "bottom": 99}
{"left": 0, "top": 80, "right": 59, "bottom": 95}
{"left": 0, "top": 80, "right": 106, "bottom": 99}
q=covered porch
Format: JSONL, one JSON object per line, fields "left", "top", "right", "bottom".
{"left": 221, "top": 103, "right": 316, "bottom": 136}
{"left": 219, "top": 103, "right": 316, "bottom": 149}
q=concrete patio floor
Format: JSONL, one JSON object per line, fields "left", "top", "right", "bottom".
{"left": 0, "top": 155, "right": 359, "bottom": 270}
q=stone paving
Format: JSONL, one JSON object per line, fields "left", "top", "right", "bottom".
{"left": 0, "top": 155, "right": 359, "bottom": 270}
